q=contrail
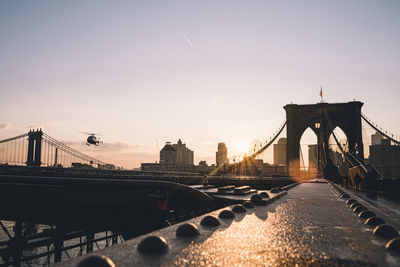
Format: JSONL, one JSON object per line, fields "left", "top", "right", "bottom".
{"left": 183, "top": 34, "right": 193, "bottom": 47}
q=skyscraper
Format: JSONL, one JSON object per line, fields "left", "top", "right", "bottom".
{"left": 172, "top": 139, "right": 194, "bottom": 165}
{"left": 160, "top": 139, "right": 194, "bottom": 165}
{"left": 160, "top": 142, "right": 176, "bottom": 164}
{"left": 371, "top": 132, "right": 383, "bottom": 145}
{"left": 273, "top": 138, "right": 287, "bottom": 165}
{"left": 216, "top": 143, "right": 229, "bottom": 165}
{"left": 369, "top": 133, "right": 400, "bottom": 179}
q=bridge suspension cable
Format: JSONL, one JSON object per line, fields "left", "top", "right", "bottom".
{"left": 324, "top": 110, "right": 367, "bottom": 172}
{"left": 0, "top": 133, "right": 29, "bottom": 165}
{"left": 361, "top": 113, "right": 400, "bottom": 145}
{"left": 0, "top": 133, "right": 29, "bottom": 144}
{"left": 0, "top": 131, "right": 115, "bottom": 168}
{"left": 249, "top": 120, "right": 287, "bottom": 159}
{"left": 42, "top": 133, "right": 109, "bottom": 167}
{"left": 204, "top": 120, "right": 286, "bottom": 178}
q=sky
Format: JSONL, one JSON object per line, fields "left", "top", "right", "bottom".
{"left": 1, "top": 1, "right": 400, "bottom": 169}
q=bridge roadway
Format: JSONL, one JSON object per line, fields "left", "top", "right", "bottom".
{"left": 55, "top": 180, "right": 400, "bottom": 266}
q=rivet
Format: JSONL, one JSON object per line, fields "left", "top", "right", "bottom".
{"left": 346, "top": 199, "right": 356, "bottom": 205}
{"left": 77, "top": 255, "right": 115, "bottom": 267}
{"left": 250, "top": 194, "right": 262, "bottom": 202}
{"left": 353, "top": 206, "right": 366, "bottom": 213}
{"left": 341, "top": 193, "right": 350, "bottom": 199}
{"left": 176, "top": 223, "right": 200, "bottom": 237}
{"left": 386, "top": 237, "right": 400, "bottom": 252}
{"left": 232, "top": 204, "right": 247, "bottom": 213}
{"left": 358, "top": 210, "right": 375, "bottom": 220}
{"left": 365, "top": 216, "right": 385, "bottom": 227}
{"left": 219, "top": 210, "right": 235, "bottom": 219}
{"left": 137, "top": 235, "right": 168, "bottom": 254}
{"left": 243, "top": 201, "right": 254, "bottom": 209}
{"left": 201, "top": 215, "right": 221, "bottom": 227}
{"left": 259, "top": 192, "right": 270, "bottom": 198}
{"left": 373, "top": 224, "right": 399, "bottom": 240}
{"left": 350, "top": 202, "right": 361, "bottom": 209}
{"left": 270, "top": 187, "right": 280, "bottom": 193}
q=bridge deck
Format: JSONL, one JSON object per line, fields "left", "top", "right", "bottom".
{"left": 56, "top": 181, "right": 400, "bottom": 266}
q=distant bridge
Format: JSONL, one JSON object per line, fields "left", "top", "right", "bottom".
{"left": 0, "top": 129, "right": 114, "bottom": 169}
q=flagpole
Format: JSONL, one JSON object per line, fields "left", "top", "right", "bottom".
{"left": 320, "top": 86, "right": 323, "bottom": 103}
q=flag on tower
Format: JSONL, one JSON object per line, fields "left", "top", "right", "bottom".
{"left": 320, "top": 86, "right": 323, "bottom": 99}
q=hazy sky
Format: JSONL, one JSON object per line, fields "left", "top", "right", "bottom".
{"left": 1, "top": 1, "right": 399, "bottom": 168}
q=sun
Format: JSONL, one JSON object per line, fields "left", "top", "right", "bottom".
{"left": 237, "top": 141, "right": 250, "bottom": 153}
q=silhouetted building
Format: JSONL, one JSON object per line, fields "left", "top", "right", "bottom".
{"left": 308, "top": 144, "right": 342, "bottom": 175}
{"left": 308, "top": 144, "right": 318, "bottom": 169}
{"left": 141, "top": 162, "right": 195, "bottom": 173}
{"left": 274, "top": 138, "right": 287, "bottom": 165}
{"left": 160, "top": 139, "right": 194, "bottom": 165}
{"left": 160, "top": 142, "right": 176, "bottom": 163}
{"left": 369, "top": 133, "right": 400, "bottom": 179}
{"left": 232, "top": 156, "right": 287, "bottom": 176}
{"left": 173, "top": 139, "right": 194, "bottom": 165}
{"left": 195, "top": 161, "right": 216, "bottom": 174}
{"left": 142, "top": 139, "right": 195, "bottom": 173}
{"left": 371, "top": 132, "right": 383, "bottom": 145}
{"left": 216, "top": 143, "right": 229, "bottom": 165}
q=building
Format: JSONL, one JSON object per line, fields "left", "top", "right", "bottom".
{"left": 369, "top": 132, "right": 400, "bottom": 179}
{"left": 141, "top": 162, "right": 195, "bottom": 173}
{"left": 142, "top": 139, "right": 195, "bottom": 173}
{"left": 273, "top": 138, "right": 287, "bottom": 165}
{"left": 309, "top": 145, "right": 343, "bottom": 165}
{"left": 160, "top": 139, "right": 194, "bottom": 165}
{"left": 308, "top": 144, "right": 318, "bottom": 169}
{"left": 216, "top": 143, "right": 229, "bottom": 165}
{"left": 231, "top": 156, "right": 287, "bottom": 176}
{"left": 160, "top": 142, "right": 176, "bottom": 163}
{"left": 371, "top": 132, "right": 383, "bottom": 145}
{"left": 173, "top": 139, "right": 194, "bottom": 165}
{"left": 195, "top": 161, "right": 216, "bottom": 175}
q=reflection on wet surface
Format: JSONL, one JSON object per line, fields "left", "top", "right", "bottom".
{"left": 55, "top": 183, "right": 400, "bottom": 267}
{"left": 166, "top": 183, "right": 400, "bottom": 266}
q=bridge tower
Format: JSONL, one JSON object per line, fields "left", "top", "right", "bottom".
{"left": 27, "top": 129, "right": 43, "bottom": 166}
{"left": 284, "top": 101, "right": 364, "bottom": 177}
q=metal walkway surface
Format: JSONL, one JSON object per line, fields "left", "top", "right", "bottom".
{"left": 55, "top": 182, "right": 400, "bottom": 266}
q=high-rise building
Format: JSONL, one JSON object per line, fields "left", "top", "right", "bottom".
{"left": 308, "top": 144, "right": 318, "bottom": 168}
{"left": 308, "top": 144, "right": 343, "bottom": 168}
{"left": 273, "top": 138, "right": 287, "bottom": 165}
{"left": 216, "top": 143, "right": 229, "bottom": 165}
{"left": 160, "top": 142, "right": 176, "bottom": 163}
{"left": 160, "top": 139, "right": 194, "bottom": 165}
{"left": 371, "top": 132, "right": 383, "bottom": 145}
{"left": 172, "top": 139, "right": 194, "bottom": 165}
{"left": 369, "top": 133, "right": 400, "bottom": 179}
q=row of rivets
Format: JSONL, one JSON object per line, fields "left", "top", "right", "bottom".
{"left": 135, "top": 203, "right": 249, "bottom": 255}
{"left": 332, "top": 184, "right": 400, "bottom": 253}
{"left": 77, "top": 187, "right": 286, "bottom": 265}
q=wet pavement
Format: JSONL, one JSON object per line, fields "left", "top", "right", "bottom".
{"left": 55, "top": 181, "right": 400, "bottom": 266}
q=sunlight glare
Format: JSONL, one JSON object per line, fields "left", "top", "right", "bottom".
{"left": 237, "top": 141, "right": 250, "bottom": 153}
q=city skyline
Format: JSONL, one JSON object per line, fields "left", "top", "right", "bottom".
{"left": 1, "top": 1, "right": 400, "bottom": 168}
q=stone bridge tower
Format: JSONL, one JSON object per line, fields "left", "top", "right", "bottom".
{"left": 284, "top": 101, "right": 364, "bottom": 177}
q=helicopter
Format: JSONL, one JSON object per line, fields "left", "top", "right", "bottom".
{"left": 81, "top": 132, "right": 103, "bottom": 146}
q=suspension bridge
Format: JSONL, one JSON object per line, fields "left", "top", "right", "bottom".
{"left": 0, "top": 130, "right": 113, "bottom": 169}
{"left": 1, "top": 101, "right": 400, "bottom": 266}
